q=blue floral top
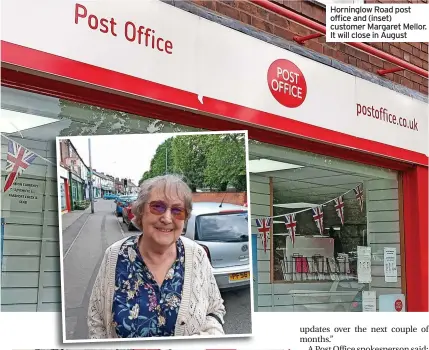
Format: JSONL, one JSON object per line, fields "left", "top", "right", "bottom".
{"left": 112, "top": 235, "right": 185, "bottom": 338}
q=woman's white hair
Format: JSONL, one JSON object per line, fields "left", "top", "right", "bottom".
{"left": 131, "top": 174, "right": 193, "bottom": 230}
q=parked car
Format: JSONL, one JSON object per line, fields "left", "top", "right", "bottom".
{"left": 115, "top": 195, "right": 137, "bottom": 216}
{"left": 103, "top": 193, "right": 118, "bottom": 200}
{"left": 183, "top": 202, "right": 250, "bottom": 290}
{"left": 123, "top": 197, "right": 138, "bottom": 231}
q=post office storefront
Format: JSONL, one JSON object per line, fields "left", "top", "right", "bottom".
{"left": 1, "top": 0, "right": 427, "bottom": 312}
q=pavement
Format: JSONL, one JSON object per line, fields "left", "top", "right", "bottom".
{"left": 62, "top": 199, "right": 252, "bottom": 340}
{"left": 61, "top": 205, "right": 91, "bottom": 232}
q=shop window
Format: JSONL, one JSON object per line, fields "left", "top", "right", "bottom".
{"left": 1, "top": 86, "right": 402, "bottom": 314}
{"left": 1, "top": 86, "right": 202, "bottom": 311}
{"left": 272, "top": 180, "right": 367, "bottom": 283}
{"left": 249, "top": 142, "right": 401, "bottom": 312}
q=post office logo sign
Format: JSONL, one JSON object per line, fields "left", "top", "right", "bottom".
{"left": 267, "top": 59, "right": 307, "bottom": 108}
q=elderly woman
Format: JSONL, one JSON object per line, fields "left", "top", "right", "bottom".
{"left": 88, "top": 174, "right": 226, "bottom": 338}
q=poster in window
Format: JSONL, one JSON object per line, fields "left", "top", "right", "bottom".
{"left": 362, "top": 291, "right": 376, "bottom": 312}
{"left": 357, "top": 246, "right": 372, "bottom": 283}
{"left": 383, "top": 247, "right": 398, "bottom": 283}
{"left": 379, "top": 294, "right": 405, "bottom": 312}
{"left": 5, "top": 178, "right": 43, "bottom": 213}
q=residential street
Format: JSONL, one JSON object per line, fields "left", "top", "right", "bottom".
{"left": 62, "top": 199, "right": 252, "bottom": 340}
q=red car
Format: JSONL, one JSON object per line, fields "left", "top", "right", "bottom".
{"left": 122, "top": 200, "right": 138, "bottom": 231}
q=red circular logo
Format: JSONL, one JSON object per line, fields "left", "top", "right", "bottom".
{"left": 395, "top": 299, "right": 403, "bottom": 312}
{"left": 267, "top": 59, "right": 307, "bottom": 108}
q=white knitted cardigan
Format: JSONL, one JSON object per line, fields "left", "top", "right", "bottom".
{"left": 87, "top": 235, "right": 226, "bottom": 338}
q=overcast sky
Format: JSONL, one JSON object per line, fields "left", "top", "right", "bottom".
{"left": 66, "top": 134, "right": 174, "bottom": 184}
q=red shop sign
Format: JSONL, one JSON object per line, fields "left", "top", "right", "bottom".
{"left": 267, "top": 59, "right": 307, "bottom": 108}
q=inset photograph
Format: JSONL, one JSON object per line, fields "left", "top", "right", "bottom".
{"left": 57, "top": 131, "right": 252, "bottom": 342}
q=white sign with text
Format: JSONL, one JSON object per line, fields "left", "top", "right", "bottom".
{"left": 2, "top": 0, "right": 428, "bottom": 157}
{"left": 326, "top": 4, "right": 429, "bottom": 42}
{"left": 362, "top": 291, "right": 377, "bottom": 312}
{"left": 357, "top": 246, "right": 372, "bottom": 284}
{"left": 383, "top": 247, "right": 398, "bottom": 283}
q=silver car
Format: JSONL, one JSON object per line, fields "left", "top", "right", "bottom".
{"left": 183, "top": 202, "right": 250, "bottom": 290}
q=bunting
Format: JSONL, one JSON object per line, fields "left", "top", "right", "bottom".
{"left": 353, "top": 184, "right": 364, "bottom": 212}
{"left": 333, "top": 195, "right": 345, "bottom": 226}
{"left": 253, "top": 183, "right": 365, "bottom": 241}
{"left": 312, "top": 206, "right": 324, "bottom": 235}
{"left": 256, "top": 217, "right": 271, "bottom": 253}
{"left": 3, "top": 139, "right": 37, "bottom": 192}
{"left": 284, "top": 213, "right": 297, "bottom": 246}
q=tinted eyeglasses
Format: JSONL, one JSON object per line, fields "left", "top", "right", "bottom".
{"left": 148, "top": 200, "right": 187, "bottom": 221}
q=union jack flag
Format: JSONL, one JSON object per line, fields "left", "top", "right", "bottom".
{"left": 353, "top": 184, "right": 364, "bottom": 212}
{"left": 256, "top": 217, "right": 272, "bottom": 253}
{"left": 284, "top": 213, "right": 297, "bottom": 246}
{"left": 334, "top": 195, "right": 345, "bottom": 225}
{"left": 312, "top": 206, "right": 324, "bottom": 235}
{"left": 3, "top": 140, "right": 37, "bottom": 192}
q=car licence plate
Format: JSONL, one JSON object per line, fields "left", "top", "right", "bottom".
{"left": 229, "top": 271, "right": 250, "bottom": 283}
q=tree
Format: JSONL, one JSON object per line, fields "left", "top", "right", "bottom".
{"left": 138, "top": 138, "right": 174, "bottom": 185}
{"left": 139, "top": 170, "right": 152, "bottom": 185}
{"left": 149, "top": 138, "right": 174, "bottom": 177}
{"left": 141, "top": 133, "right": 247, "bottom": 192}
{"left": 203, "top": 133, "right": 247, "bottom": 191}
{"left": 171, "top": 135, "right": 207, "bottom": 192}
